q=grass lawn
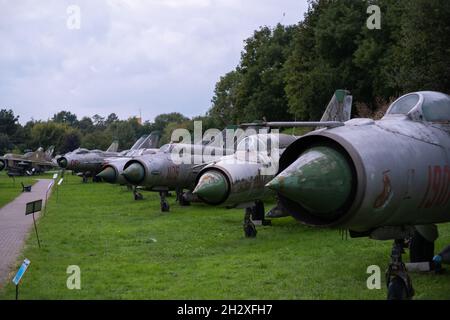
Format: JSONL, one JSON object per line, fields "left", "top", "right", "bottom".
{"left": 0, "top": 171, "right": 48, "bottom": 209}
{"left": 0, "top": 174, "right": 449, "bottom": 300}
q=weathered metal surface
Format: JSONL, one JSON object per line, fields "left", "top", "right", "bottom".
{"left": 268, "top": 91, "right": 450, "bottom": 233}
{"left": 193, "top": 134, "right": 297, "bottom": 207}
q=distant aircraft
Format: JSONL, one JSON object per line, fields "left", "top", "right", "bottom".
{"left": 193, "top": 90, "right": 352, "bottom": 237}
{"left": 120, "top": 129, "right": 237, "bottom": 211}
{"left": 193, "top": 133, "right": 297, "bottom": 230}
{"left": 97, "top": 132, "right": 162, "bottom": 186}
{"left": 0, "top": 146, "right": 56, "bottom": 176}
{"left": 58, "top": 132, "right": 161, "bottom": 182}
{"left": 265, "top": 91, "right": 450, "bottom": 299}
{"left": 57, "top": 140, "right": 120, "bottom": 182}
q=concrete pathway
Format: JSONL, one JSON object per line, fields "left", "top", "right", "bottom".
{"left": 0, "top": 179, "right": 53, "bottom": 288}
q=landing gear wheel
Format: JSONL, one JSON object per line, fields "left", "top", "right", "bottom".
{"left": 410, "top": 230, "right": 435, "bottom": 263}
{"left": 179, "top": 194, "right": 191, "bottom": 206}
{"left": 243, "top": 207, "right": 257, "bottom": 238}
{"left": 386, "top": 239, "right": 414, "bottom": 300}
{"left": 161, "top": 201, "right": 170, "bottom": 212}
{"left": 82, "top": 176, "right": 88, "bottom": 183}
{"left": 134, "top": 191, "right": 143, "bottom": 200}
{"left": 159, "top": 191, "right": 170, "bottom": 212}
{"left": 93, "top": 176, "right": 101, "bottom": 183}
{"left": 387, "top": 276, "right": 409, "bottom": 300}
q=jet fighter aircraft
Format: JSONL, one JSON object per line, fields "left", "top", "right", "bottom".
{"left": 58, "top": 132, "right": 161, "bottom": 182}
{"left": 0, "top": 146, "right": 55, "bottom": 176}
{"left": 120, "top": 129, "right": 242, "bottom": 211}
{"left": 57, "top": 140, "right": 120, "bottom": 182}
{"left": 96, "top": 132, "right": 161, "bottom": 186}
{"left": 265, "top": 91, "right": 450, "bottom": 299}
{"left": 193, "top": 90, "right": 352, "bottom": 236}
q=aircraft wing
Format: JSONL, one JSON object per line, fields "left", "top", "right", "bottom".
{"left": 240, "top": 90, "right": 352, "bottom": 129}
{"left": 240, "top": 121, "right": 344, "bottom": 128}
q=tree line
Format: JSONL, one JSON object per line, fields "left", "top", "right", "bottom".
{"left": 1, "top": 0, "right": 449, "bottom": 155}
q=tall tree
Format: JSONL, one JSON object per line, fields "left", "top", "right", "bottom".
{"left": 52, "top": 111, "right": 78, "bottom": 126}
{"left": 393, "top": 0, "right": 450, "bottom": 93}
{"left": 0, "top": 109, "right": 19, "bottom": 136}
{"left": 236, "top": 24, "right": 296, "bottom": 122}
{"left": 209, "top": 71, "right": 241, "bottom": 127}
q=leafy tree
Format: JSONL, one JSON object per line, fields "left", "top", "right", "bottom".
{"left": 0, "top": 109, "right": 19, "bottom": 136}
{"left": 392, "top": 0, "right": 450, "bottom": 93}
{"left": 52, "top": 111, "right": 78, "bottom": 127}
{"left": 153, "top": 113, "right": 189, "bottom": 133}
{"left": 0, "top": 133, "right": 13, "bottom": 154}
{"left": 77, "top": 117, "right": 95, "bottom": 133}
{"left": 236, "top": 24, "right": 296, "bottom": 122}
{"left": 30, "top": 122, "right": 73, "bottom": 153}
{"left": 80, "top": 130, "right": 112, "bottom": 151}
{"left": 60, "top": 129, "right": 81, "bottom": 154}
{"left": 92, "top": 114, "right": 105, "bottom": 128}
{"left": 106, "top": 113, "right": 119, "bottom": 125}
{"left": 285, "top": 0, "right": 367, "bottom": 120}
{"left": 209, "top": 71, "right": 242, "bottom": 127}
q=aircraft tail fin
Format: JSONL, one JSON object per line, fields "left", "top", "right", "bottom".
{"left": 106, "top": 140, "right": 119, "bottom": 152}
{"left": 45, "top": 146, "right": 55, "bottom": 159}
{"left": 130, "top": 135, "right": 148, "bottom": 150}
{"left": 145, "top": 131, "right": 161, "bottom": 149}
{"left": 319, "top": 89, "right": 352, "bottom": 123}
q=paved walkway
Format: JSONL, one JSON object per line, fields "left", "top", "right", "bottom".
{"left": 0, "top": 179, "right": 53, "bottom": 288}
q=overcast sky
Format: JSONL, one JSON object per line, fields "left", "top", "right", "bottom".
{"left": 0, "top": 0, "right": 307, "bottom": 123}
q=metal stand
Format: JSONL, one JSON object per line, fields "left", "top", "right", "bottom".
{"left": 32, "top": 213, "right": 41, "bottom": 248}
{"left": 15, "top": 285, "right": 18, "bottom": 300}
{"left": 44, "top": 189, "right": 50, "bottom": 215}
{"left": 251, "top": 201, "right": 271, "bottom": 226}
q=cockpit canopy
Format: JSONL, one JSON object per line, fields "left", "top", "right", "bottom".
{"left": 385, "top": 91, "right": 450, "bottom": 123}
{"left": 75, "top": 148, "right": 89, "bottom": 154}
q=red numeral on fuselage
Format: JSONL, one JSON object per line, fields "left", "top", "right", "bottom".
{"left": 419, "top": 165, "right": 450, "bottom": 208}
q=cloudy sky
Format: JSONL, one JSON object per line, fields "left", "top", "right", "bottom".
{"left": 0, "top": 0, "right": 307, "bottom": 123}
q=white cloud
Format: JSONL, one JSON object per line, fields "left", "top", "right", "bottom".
{"left": 0, "top": 0, "right": 307, "bottom": 123}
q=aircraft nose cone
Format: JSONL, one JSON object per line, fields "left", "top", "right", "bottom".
{"left": 123, "top": 163, "right": 145, "bottom": 184}
{"left": 97, "top": 166, "right": 117, "bottom": 183}
{"left": 0, "top": 160, "right": 5, "bottom": 171}
{"left": 193, "top": 170, "right": 229, "bottom": 205}
{"left": 58, "top": 157, "right": 68, "bottom": 168}
{"left": 266, "top": 146, "right": 353, "bottom": 216}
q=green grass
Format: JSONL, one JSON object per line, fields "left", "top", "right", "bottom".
{"left": 0, "top": 174, "right": 449, "bottom": 299}
{"left": 0, "top": 171, "right": 44, "bottom": 208}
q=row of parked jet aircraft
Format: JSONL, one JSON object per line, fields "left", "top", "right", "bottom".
{"left": 2, "top": 90, "right": 450, "bottom": 299}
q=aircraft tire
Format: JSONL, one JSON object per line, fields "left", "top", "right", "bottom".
{"left": 161, "top": 201, "right": 170, "bottom": 212}
{"left": 387, "top": 276, "right": 409, "bottom": 300}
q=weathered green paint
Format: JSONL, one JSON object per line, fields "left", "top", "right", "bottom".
{"left": 123, "top": 163, "right": 145, "bottom": 184}
{"left": 193, "top": 171, "right": 229, "bottom": 204}
{"left": 267, "top": 146, "right": 352, "bottom": 215}
{"left": 58, "top": 158, "right": 68, "bottom": 168}
{"left": 335, "top": 89, "right": 346, "bottom": 103}
{"left": 97, "top": 166, "right": 117, "bottom": 183}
